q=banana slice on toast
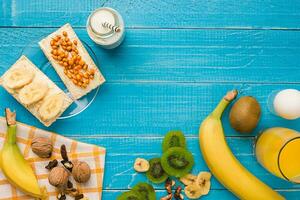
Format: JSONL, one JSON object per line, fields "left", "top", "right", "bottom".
{"left": 39, "top": 93, "right": 64, "bottom": 121}
{"left": 4, "top": 67, "right": 35, "bottom": 89}
{"left": 0, "top": 56, "right": 73, "bottom": 126}
{"left": 19, "top": 82, "right": 49, "bottom": 105}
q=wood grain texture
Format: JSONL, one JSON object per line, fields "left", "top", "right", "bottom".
{"left": 102, "top": 189, "right": 300, "bottom": 200}
{"left": 1, "top": 82, "right": 299, "bottom": 136}
{"left": 1, "top": 0, "right": 300, "bottom": 29}
{"left": 1, "top": 0, "right": 300, "bottom": 199}
{"left": 0, "top": 28, "right": 300, "bottom": 83}
{"left": 75, "top": 136, "right": 300, "bottom": 190}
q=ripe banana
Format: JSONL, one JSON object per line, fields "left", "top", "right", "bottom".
{"left": 4, "top": 67, "right": 35, "bottom": 89}
{"left": 0, "top": 108, "right": 47, "bottom": 199}
{"left": 38, "top": 93, "right": 64, "bottom": 121}
{"left": 199, "top": 90, "right": 285, "bottom": 200}
{"left": 19, "top": 82, "right": 49, "bottom": 105}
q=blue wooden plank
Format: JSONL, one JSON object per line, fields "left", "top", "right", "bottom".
{"left": 1, "top": 28, "right": 300, "bottom": 83}
{"left": 102, "top": 190, "right": 238, "bottom": 200}
{"left": 1, "top": 0, "right": 300, "bottom": 29}
{"left": 1, "top": 0, "right": 300, "bottom": 197}
{"left": 102, "top": 189, "right": 300, "bottom": 200}
{"left": 1, "top": 83, "right": 299, "bottom": 137}
{"left": 73, "top": 136, "right": 300, "bottom": 190}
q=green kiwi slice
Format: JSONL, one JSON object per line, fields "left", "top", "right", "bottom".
{"left": 162, "top": 130, "right": 186, "bottom": 152}
{"left": 146, "top": 158, "right": 168, "bottom": 183}
{"left": 161, "top": 147, "right": 194, "bottom": 177}
{"left": 117, "top": 191, "right": 142, "bottom": 200}
{"left": 132, "top": 182, "right": 156, "bottom": 200}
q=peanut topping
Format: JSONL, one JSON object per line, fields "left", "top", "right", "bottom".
{"left": 50, "top": 33, "right": 95, "bottom": 88}
{"left": 62, "top": 31, "right": 68, "bottom": 37}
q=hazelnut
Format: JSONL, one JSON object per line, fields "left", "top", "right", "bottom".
{"left": 48, "top": 166, "right": 69, "bottom": 188}
{"left": 72, "top": 161, "right": 91, "bottom": 183}
{"left": 31, "top": 137, "right": 53, "bottom": 158}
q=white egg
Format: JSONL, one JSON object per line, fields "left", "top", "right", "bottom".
{"left": 273, "top": 89, "right": 300, "bottom": 120}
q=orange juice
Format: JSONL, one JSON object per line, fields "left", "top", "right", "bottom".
{"left": 255, "top": 127, "right": 300, "bottom": 183}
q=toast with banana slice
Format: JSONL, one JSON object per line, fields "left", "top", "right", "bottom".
{"left": 0, "top": 55, "right": 73, "bottom": 126}
{"left": 39, "top": 23, "right": 105, "bottom": 100}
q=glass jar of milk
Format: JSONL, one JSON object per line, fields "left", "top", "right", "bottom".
{"left": 87, "top": 7, "right": 125, "bottom": 49}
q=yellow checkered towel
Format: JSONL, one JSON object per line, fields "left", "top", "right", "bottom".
{"left": 0, "top": 117, "right": 106, "bottom": 200}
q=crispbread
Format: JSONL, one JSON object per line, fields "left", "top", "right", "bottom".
{"left": 39, "top": 23, "right": 105, "bottom": 100}
{"left": 0, "top": 55, "right": 73, "bottom": 127}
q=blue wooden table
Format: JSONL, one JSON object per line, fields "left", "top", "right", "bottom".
{"left": 1, "top": 1, "right": 300, "bottom": 199}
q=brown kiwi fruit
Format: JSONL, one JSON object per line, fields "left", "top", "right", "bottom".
{"left": 229, "top": 96, "right": 261, "bottom": 133}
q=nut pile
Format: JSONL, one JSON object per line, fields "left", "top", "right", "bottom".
{"left": 50, "top": 31, "right": 95, "bottom": 88}
{"left": 161, "top": 178, "right": 184, "bottom": 200}
{"left": 31, "top": 137, "right": 91, "bottom": 200}
{"left": 45, "top": 145, "right": 91, "bottom": 200}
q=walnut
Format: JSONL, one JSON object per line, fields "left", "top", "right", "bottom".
{"left": 48, "top": 166, "right": 69, "bottom": 188}
{"left": 72, "top": 161, "right": 91, "bottom": 183}
{"left": 31, "top": 137, "right": 53, "bottom": 158}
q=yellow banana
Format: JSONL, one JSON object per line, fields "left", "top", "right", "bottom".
{"left": 0, "top": 109, "right": 47, "bottom": 199}
{"left": 199, "top": 90, "right": 285, "bottom": 200}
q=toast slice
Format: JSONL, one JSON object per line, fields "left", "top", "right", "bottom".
{"left": 39, "top": 23, "right": 105, "bottom": 99}
{"left": 0, "top": 55, "right": 73, "bottom": 126}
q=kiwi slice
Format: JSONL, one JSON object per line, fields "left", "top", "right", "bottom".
{"left": 162, "top": 130, "right": 186, "bottom": 152}
{"left": 117, "top": 191, "right": 142, "bottom": 200}
{"left": 161, "top": 147, "right": 194, "bottom": 177}
{"left": 146, "top": 158, "right": 168, "bottom": 183}
{"left": 132, "top": 182, "right": 156, "bottom": 200}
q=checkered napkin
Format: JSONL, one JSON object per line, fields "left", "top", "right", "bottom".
{"left": 0, "top": 117, "right": 106, "bottom": 200}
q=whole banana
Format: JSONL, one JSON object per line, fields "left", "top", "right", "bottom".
{"left": 199, "top": 90, "right": 285, "bottom": 200}
{"left": 0, "top": 108, "right": 47, "bottom": 199}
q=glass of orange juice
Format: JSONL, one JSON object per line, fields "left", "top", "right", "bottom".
{"left": 255, "top": 127, "right": 300, "bottom": 183}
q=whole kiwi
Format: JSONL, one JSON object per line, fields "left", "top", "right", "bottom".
{"left": 229, "top": 96, "right": 261, "bottom": 133}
